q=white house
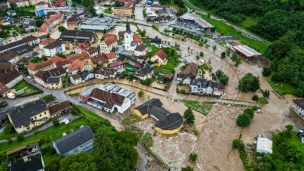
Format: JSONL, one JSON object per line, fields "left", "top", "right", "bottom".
{"left": 190, "top": 78, "right": 224, "bottom": 96}
{"left": 99, "top": 34, "right": 117, "bottom": 54}
{"left": 70, "top": 74, "right": 82, "bottom": 85}
{"left": 43, "top": 41, "right": 66, "bottom": 57}
{"left": 81, "top": 71, "right": 94, "bottom": 81}
{"left": 134, "top": 44, "right": 147, "bottom": 56}
{"left": 95, "top": 68, "right": 116, "bottom": 80}
{"left": 291, "top": 99, "right": 304, "bottom": 119}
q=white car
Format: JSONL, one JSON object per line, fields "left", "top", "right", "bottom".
{"left": 31, "top": 147, "right": 38, "bottom": 153}
{"left": 27, "top": 76, "right": 31, "bottom": 79}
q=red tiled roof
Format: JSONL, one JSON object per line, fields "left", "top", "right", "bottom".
{"left": 49, "top": 101, "right": 70, "bottom": 115}
{"left": 133, "top": 34, "right": 142, "bottom": 43}
{"left": 106, "top": 52, "right": 116, "bottom": 60}
{"left": 77, "top": 42, "right": 90, "bottom": 51}
{"left": 90, "top": 88, "right": 125, "bottom": 109}
{"left": 110, "top": 61, "right": 124, "bottom": 67}
{"left": 40, "top": 38, "right": 56, "bottom": 45}
{"left": 90, "top": 54, "right": 108, "bottom": 65}
{"left": 28, "top": 60, "right": 54, "bottom": 71}
{"left": 67, "top": 59, "right": 87, "bottom": 71}
{"left": 38, "top": 23, "right": 48, "bottom": 33}
{"left": 152, "top": 49, "right": 167, "bottom": 60}
{"left": 0, "top": 82, "right": 10, "bottom": 94}
{"left": 118, "top": 31, "right": 125, "bottom": 37}
{"left": 102, "top": 34, "right": 117, "bottom": 46}
{"left": 39, "top": 12, "right": 62, "bottom": 33}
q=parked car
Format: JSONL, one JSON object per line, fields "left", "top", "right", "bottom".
{"left": 27, "top": 76, "right": 32, "bottom": 79}
{"left": 0, "top": 101, "right": 7, "bottom": 108}
{"left": 79, "top": 101, "right": 86, "bottom": 104}
{"left": 31, "top": 146, "right": 38, "bottom": 153}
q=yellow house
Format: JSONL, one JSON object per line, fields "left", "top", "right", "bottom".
{"left": 88, "top": 54, "right": 109, "bottom": 68}
{"left": 134, "top": 98, "right": 183, "bottom": 134}
{"left": 45, "top": 77, "right": 62, "bottom": 89}
{"left": 151, "top": 49, "right": 168, "bottom": 67}
{"left": 7, "top": 100, "right": 51, "bottom": 133}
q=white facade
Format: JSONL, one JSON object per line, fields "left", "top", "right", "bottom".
{"left": 43, "top": 44, "right": 66, "bottom": 57}
{"left": 124, "top": 32, "right": 134, "bottom": 51}
{"left": 291, "top": 101, "right": 304, "bottom": 118}
{"left": 70, "top": 76, "right": 82, "bottom": 85}
{"left": 99, "top": 41, "right": 117, "bottom": 54}
{"left": 134, "top": 49, "right": 147, "bottom": 56}
{"left": 6, "top": 75, "right": 22, "bottom": 88}
{"left": 95, "top": 72, "right": 116, "bottom": 80}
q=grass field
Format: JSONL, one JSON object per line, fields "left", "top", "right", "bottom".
{"left": 153, "top": 62, "right": 177, "bottom": 75}
{"left": 69, "top": 93, "right": 79, "bottom": 97}
{"left": 266, "top": 79, "right": 295, "bottom": 95}
{"left": 41, "top": 94, "right": 56, "bottom": 103}
{"left": 17, "top": 6, "right": 35, "bottom": 12}
{"left": 181, "top": 100, "right": 213, "bottom": 116}
{"left": 239, "top": 17, "right": 260, "bottom": 29}
{"left": 122, "top": 114, "right": 139, "bottom": 126}
{"left": 257, "top": 97, "right": 269, "bottom": 104}
{"left": 103, "top": 8, "right": 113, "bottom": 14}
{"left": 13, "top": 80, "right": 28, "bottom": 91}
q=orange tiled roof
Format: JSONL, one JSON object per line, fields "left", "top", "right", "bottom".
{"left": 67, "top": 59, "right": 87, "bottom": 71}
{"left": 102, "top": 34, "right": 117, "bottom": 46}
{"left": 133, "top": 34, "right": 142, "bottom": 43}
{"left": 106, "top": 52, "right": 116, "bottom": 60}
{"left": 39, "top": 38, "right": 56, "bottom": 45}
{"left": 28, "top": 60, "right": 54, "bottom": 71}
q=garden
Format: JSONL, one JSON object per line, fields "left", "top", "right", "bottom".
{"left": 13, "top": 80, "right": 43, "bottom": 97}
{"left": 180, "top": 100, "right": 214, "bottom": 115}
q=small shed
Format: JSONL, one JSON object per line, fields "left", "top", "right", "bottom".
{"left": 256, "top": 138, "right": 273, "bottom": 154}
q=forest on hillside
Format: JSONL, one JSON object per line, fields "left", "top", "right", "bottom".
{"left": 190, "top": 0, "right": 304, "bottom": 96}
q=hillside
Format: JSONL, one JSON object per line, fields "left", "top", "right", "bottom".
{"left": 189, "top": 0, "right": 304, "bottom": 97}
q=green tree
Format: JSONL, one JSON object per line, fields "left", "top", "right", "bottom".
{"left": 295, "top": 82, "right": 304, "bottom": 97}
{"left": 58, "top": 26, "right": 66, "bottom": 32}
{"left": 52, "top": 117, "right": 60, "bottom": 127}
{"left": 236, "top": 113, "right": 251, "bottom": 127}
{"left": 216, "top": 70, "right": 224, "bottom": 78}
{"left": 226, "top": 48, "right": 231, "bottom": 57}
{"left": 221, "top": 51, "right": 226, "bottom": 59}
{"left": 262, "top": 67, "right": 271, "bottom": 77}
{"left": 200, "top": 51, "right": 204, "bottom": 57}
{"left": 238, "top": 73, "right": 260, "bottom": 92}
{"left": 47, "top": 156, "right": 64, "bottom": 171}
{"left": 138, "top": 90, "right": 144, "bottom": 97}
{"left": 262, "top": 89, "right": 270, "bottom": 98}
{"left": 199, "top": 42, "right": 203, "bottom": 46}
{"left": 184, "top": 107, "right": 195, "bottom": 124}
{"left": 4, "top": 123, "right": 15, "bottom": 134}
{"left": 234, "top": 57, "right": 242, "bottom": 67}
{"left": 232, "top": 139, "right": 245, "bottom": 151}
{"left": 244, "top": 108, "right": 255, "bottom": 119}
{"left": 189, "top": 153, "right": 198, "bottom": 162}
{"left": 252, "top": 95, "right": 258, "bottom": 101}
{"left": 212, "top": 45, "right": 217, "bottom": 51}
{"left": 231, "top": 52, "right": 238, "bottom": 61}
{"left": 114, "top": 130, "right": 139, "bottom": 146}
{"left": 59, "top": 152, "right": 97, "bottom": 171}
{"left": 181, "top": 166, "right": 194, "bottom": 171}
{"left": 35, "top": 19, "right": 44, "bottom": 27}
{"left": 16, "top": 134, "right": 24, "bottom": 142}
{"left": 219, "top": 74, "right": 229, "bottom": 85}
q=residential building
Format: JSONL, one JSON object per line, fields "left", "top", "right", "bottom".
{"left": 80, "top": 83, "right": 136, "bottom": 113}
{"left": 6, "top": 100, "right": 50, "bottom": 133}
{"left": 164, "top": 73, "right": 174, "bottom": 82}
{"left": 99, "top": 34, "right": 118, "bottom": 54}
{"left": 80, "top": 16, "right": 118, "bottom": 32}
{"left": 35, "top": 1, "right": 48, "bottom": 8}
{"left": 22, "top": 35, "right": 40, "bottom": 46}
{"left": 135, "top": 64, "right": 153, "bottom": 80}
{"left": 70, "top": 74, "right": 82, "bottom": 85}
{"left": 0, "top": 82, "right": 10, "bottom": 98}
{"left": 39, "top": 38, "right": 56, "bottom": 49}
{"left": 81, "top": 71, "right": 94, "bottom": 81}
{"left": 123, "top": 22, "right": 143, "bottom": 51}
{"left": 49, "top": 101, "right": 70, "bottom": 117}
{"left": 66, "top": 59, "right": 93, "bottom": 75}
{"left": 133, "top": 98, "right": 183, "bottom": 134}
{"left": 66, "top": 11, "right": 92, "bottom": 26}
{"left": 52, "top": 126, "right": 95, "bottom": 156}
{"left": 0, "top": 69, "right": 22, "bottom": 88}
{"left": 48, "top": 66, "right": 66, "bottom": 77}
{"left": 177, "top": 62, "right": 197, "bottom": 85}
{"left": 7, "top": 0, "right": 29, "bottom": 8}
{"left": 0, "top": 62, "right": 19, "bottom": 74}
{"left": 7, "top": 10, "right": 16, "bottom": 16}
{"left": 0, "top": 35, "right": 40, "bottom": 54}
{"left": 38, "top": 12, "right": 63, "bottom": 35}
{"left": 291, "top": 99, "right": 304, "bottom": 119}
{"left": 43, "top": 41, "right": 66, "bottom": 57}
{"left": 150, "top": 38, "right": 162, "bottom": 48}
{"left": 88, "top": 54, "right": 109, "bottom": 68}
{"left": 134, "top": 44, "right": 147, "bottom": 56}
{"left": 110, "top": 61, "right": 124, "bottom": 70}
{"left": 60, "top": 30, "right": 97, "bottom": 44}
{"left": 0, "top": 111, "right": 8, "bottom": 127}
{"left": 28, "top": 60, "right": 56, "bottom": 76}
{"left": 10, "top": 153, "right": 45, "bottom": 171}
{"left": 29, "top": 0, "right": 49, "bottom": 5}
{"left": 12, "top": 44, "right": 33, "bottom": 60}
{"left": 34, "top": 70, "right": 63, "bottom": 89}
{"left": 95, "top": 68, "right": 116, "bottom": 79}
{"left": 190, "top": 78, "right": 224, "bottom": 96}
{"left": 75, "top": 42, "right": 90, "bottom": 54}
{"left": 106, "top": 52, "right": 117, "bottom": 63}
{"left": 86, "top": 47, "right": 98, "bottom": 57}
{"left": 150, "top": 49, "right": 167, "bottom": 66}
{"left": 113, "top": 7, "right": 133, "bottom": 17}
{"left": 0, "top": 50, "right": 20, "bottom": 64}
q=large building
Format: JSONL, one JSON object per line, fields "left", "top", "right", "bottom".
{"left": 291, "top": 99, "right": 304, "bottom": 119}
{"left": 80, "top": 16, "right": 118, "bottom": 32}
{"left": 60, "top": 30, "right": 98, "bottom": 44}
{"left": 180, "top": 13, "right": 215, "bottom": 33}
{"left": 122, "top": 22, "right": 143, "bottom": 51}
{"left": 177, "top": 62, "right": 197, "bottom": 85}
{"left": 190, "top": 78, "right": 224, "bottom": 97}
{"left": 99, "top": 34, "right": 118, "bottom": 54}
{"left": 133, "top": 98, "right": 183, "bottom": 134}
{"left": 52, "top": 126, "right": 95, "bottom": 156}
{"left": 80, "top": 83, "right": 136, "bottom": 114}
{"left": 232, "top": 45, "right": 262, "bottom": 59}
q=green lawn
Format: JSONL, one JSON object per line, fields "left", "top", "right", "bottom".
{"left": 41, "top": 94, "right": 56, "bottom": 103}
{"left": 150, "top": 44, "right": 159, "bottom": 55}
{"left": 197, "top": 14, "right": 269, "bottom": 54}
{"left": 17, "top": 6, "right": 35, "bottom": 12}
{"left": 239, "top": 17, "right": 259, "bottom": 29}
{"left": 13, "top": 80, "right": 28, "bottom": 91}
{"left": 103, "top": 8, "right": 113, "bottom": 14}
{"left": 69, "top": 93, "right": 79, "bottom": 97}
{"left": 266, "top": 79, "right": 295, "bottom": 95}
{"left": 257, "top": 97, "right": 269, "bottom": 104}
{"left": 122, "top": 114, "right": 139, "bottom": 126}
{"left": 153, "top": 62, "right": 177, "bottom": 75}
{"left": 181, "top": 100, "right": 213, "bottom": 116}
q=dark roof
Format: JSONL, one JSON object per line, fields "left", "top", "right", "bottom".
{"left": 45, "top": 77, "right": 60, "bottom": 84}
{"left": 10, "top": 153, "right": 44, "bottom": 171}
{"left": 95, "top": 68, "right": 115, "bottom": 76}
{"left": 0, "top": 62, "right": 15, "bottom": 71}
{"left": 207, "top": 80, "right": 223, "bottom": 89}
{"left": 90, "top": 88, "right": 125, "bottom": 109}
{"left": 150, "top": 38, "right": 161, "bottom": 44}
{"left": 81, "top": 71, "right": 92, "bottom": 80}
{"left": 87, "top": 47, "right": 98, "bottom": 54}
{"left": 0, "top": 111, "right": 7, "bottom": 121}
{"left": 53, "top": 126, "right": 94, "bottom": 154}
{"left": 135, "top": 98, "right": 163, "bottom": 115}
{"left": 7, "top": 10, "right": 16, "bottom": 13}
{"left": 49, "top": 101, "right": 70, "bottom": 115}
{"left": 48, "top": 66, "right": 66, "bottom": 76}
{"left": 60, "top": 30, "right": 96, "bottom": 40}
{"left": 22, "top": 35, "right": 37, "bottom": 42}
{"left": 190, "top": 78, "right": 208, "bottom": 88}
{"left": 71, "top": 74, "right": 81, "bottom": 80}
{"left": 165, "top": 73, "right": 174, "bottom": 80}
{"left": 149, "top": 105, "right": 170, "bottom": 120}
{"left": 7, "top": 100, "right": 48, "bottom": 128}
{"left": 138, "top": 64, "right": 152, "bottom": 77}
{"left": 0, "top": 50, "right": 18, "bottom": 61}
{"left": 0, "top": 69, "right": 21, "bottom": 85}
{"left": 178, "top": 63, "right": 197, "bottom": 80}
{"left": 135, "top": 44, "right": 147, "bottom": 52}
{"left": 294, "top": 99, "right": 304, "bottom": 110}
{"left": 0, "top": 39, "right": 26, "bottom": 53}
{"left": 12, "top": 44, "right": 33, "bottom": 56}
{"left": 34, "top": 70, "right": 51, "bottom": 81}
{"left": 155, "top": 113, "right": 183, "bottom": 130}
{"left": 43, "top": 41, "right": 63, "bottom": 49}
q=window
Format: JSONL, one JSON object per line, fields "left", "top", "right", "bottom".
{"left": 40, "top": 114, "right": 41, "bottom": 117}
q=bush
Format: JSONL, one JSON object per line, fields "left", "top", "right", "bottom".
{"left": 52, "top": 117, "right": 60, "bottom": 127}
{"left": 192, "top": 125, "right": 199, "bottom": 136}
{"left": 16, "top": 134, "right": 24, "bottom": 142}
{"left": 138, "top": 90, "right": 144, "bottom": 97}
{"left": 252, "top": 95, "right": 258, "bottom": 101}
{"left": 262, "top": 67, "right": 271, "bottom": 77}
{"left": 244, "top": 108, "right": 255, "bottom": 119}
{"left": 4, "top": 123, "right": 15, "bottom": 135}
{"left": 189, "top": 153, "right": 198, "bottom": 162}
{"left": 38, "top": 138, "right": 45, "bottom": 145}
{"left": 232, "top": 139, "right": 245, "bottom": 151}
{"left": 181, "top": 166, "right": 194, "bottom": 171}
{"left": 184, "top": 107, "right": 195, "bottom": 124}
{"left": 238, "top": 73, "right": 260, "bottom": 92}
{"left": 41, "top": 146, "right": 56, "bottom": 155}
{"left": 236, "top": 113, "right": 251, "bottom": 127}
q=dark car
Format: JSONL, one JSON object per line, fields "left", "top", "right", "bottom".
{"left": 0, "top": 101, "right": 8, "bottom": 108}
{"left": 79, "top": 101, "right": 86, "bottom": 104}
